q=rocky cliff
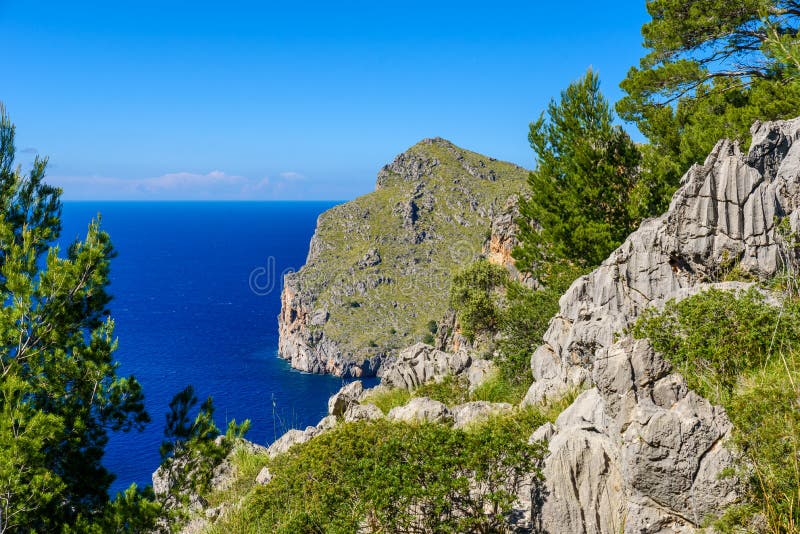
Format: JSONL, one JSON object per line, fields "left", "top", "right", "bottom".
{"left": 278, "top": 138, "right": 529, "bottom": 376}
{"left": 525, "top": 117, "right": 800, "bottom": 531}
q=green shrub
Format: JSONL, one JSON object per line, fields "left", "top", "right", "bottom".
{"left": 211, "top": 415, "right": 545, "bottom": 533}
{"left": 414, "top": 374, "right": 471, "bottom": 406}
{"left": 422, "top": 332, "right": 435, "bottom": 344}
{"left": 470, "top": 370, "right": 529, "bottom": 404}
{"left": 496, "top": 263, "right": 585, "bottom": 386}
{"left": 449, "top": 260, "right": 508, "bottom": 343}
{"left": 632, "top": 287, "right": 800, "bottom": 404}
{"left": 715, "top": 353, "right": 800, "bottom": 532}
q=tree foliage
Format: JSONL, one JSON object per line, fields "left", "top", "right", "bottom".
{"left": 0, "top": 106, "right": 151, "bottom": 530}
{"left": 514, "top": 70, "right": 642, "bottom": 275}
{"left": 618, "top": 0, "right": 800, "bottom": 216}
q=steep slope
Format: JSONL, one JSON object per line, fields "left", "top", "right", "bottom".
{"left": 527, "top": 117, "right": 800, "bottom": 531}
{"left": 278, "top": 138, "right": 529, "bottom": 376}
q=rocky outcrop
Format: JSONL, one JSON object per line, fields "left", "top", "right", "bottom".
{"left": 536, "top": 340, "right": 737, "bottom": 532}
{"left": 343, "top": 403, "right": 384, "bottom": 422}
{"left": 525, "top": 117, "right": 800, "bottom": 531}
{"left": 387, "top": 397, "right": 453, "bottom": 424}
{"left": 483, "top": 195, "right": 536, "bottom": 287}
{"left": 327, "top": 381, "right": 364, "bottom": 417}
{"left": 278, "top": 138, "right": 529, "bottom": 376}
{"left": 527, "top": 118, "right": 800, "bottom": 405}
{"left": 379, "top": 342, "right": 471, "bottom": 389}
{"left": 451, "top": 401, "right": 513, "bottom": 429}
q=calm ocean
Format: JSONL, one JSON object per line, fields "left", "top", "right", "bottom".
{"left": 60, "top": 201, "right": 373, "bottom": 496}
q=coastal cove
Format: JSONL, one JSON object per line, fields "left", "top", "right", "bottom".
{"left": 59, "top": 201, "right": 376, "bottom": 495}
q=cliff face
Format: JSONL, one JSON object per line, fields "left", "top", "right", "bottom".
{"left": 527, "top": 117, "right": 800, "bottom": 532}
{"left": 278, "top": 138, "right": 528, "bottom": 376}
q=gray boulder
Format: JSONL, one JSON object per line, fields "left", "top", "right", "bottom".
{"left": 451, "top": 401, "right": 513, "bottom": 429}
{"left": 328, "top": 381, "right": 364, "bottom": 417}
{"left": 255, "top": 467, "right": 272, "bottom": 485}
{"left": 267, "top": 427, "right": 316, "bottom": 459}
{"left": 315, "top": 414, "right": 338, "bottom": 433}
{"left": 465, "top": 358, "right": 496, "bottom": 391}
{"left": 343, "top": 403, "right": 385, "bottom": 422}
{"left": 387, "top": 397, "right": 453, "bottom": 424}
{"left": 528, "top": 421, "right": 556, "bottom": 444}
{"left": 380, "top": 343, "right": 471, "bottom": 389}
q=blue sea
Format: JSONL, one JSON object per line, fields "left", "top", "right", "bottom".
{"left": 60, "top": 202, "right": 373, "bottom": 496}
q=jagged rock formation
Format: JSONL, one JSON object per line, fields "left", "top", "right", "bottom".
{"left": 387, "top": 396, "right": 453, "bottom": 424}
{"left": 379, "top": 342, "right": 471, "bottom": 389}
{"left": 278, "top": 138, "right": 528, "bottom": 376}
{"left": 526, "top": 117, "right": 800, "bottom": 531}
{"left": 483, "top": 195, "right": 536, "bottom": 287}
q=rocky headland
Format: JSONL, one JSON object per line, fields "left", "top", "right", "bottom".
{"left": 278, "top": 137, "right": 529, "bottom": 376}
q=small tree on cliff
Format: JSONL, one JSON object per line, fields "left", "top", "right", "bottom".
{"left": 513, "top": 70, "right": 641, "bottom": 279}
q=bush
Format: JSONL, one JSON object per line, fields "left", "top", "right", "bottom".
{"left": 632, "top": 288, "right": 800, "bottom": 404}
{"left": 212, "top": 415, "right": 545, "bottom": 533}
{"left": 449, "top": 260, "right": 508, "bottom": 343}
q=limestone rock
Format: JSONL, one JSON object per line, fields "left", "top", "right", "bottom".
{"left": 465, "top": 358, "right": 495, "bottom": 391}
{"left": 528, "top": 422, "right": 556, "bottom": 444}
{"left": 527, "top": 118, "right": 800, "bottom": 531}
{"left": 387, "top": 397, "right": 453, "bottom": 424}
{"left": 343, "top": 403, "right": 385, "bottom": 422}
{"left": 267, "top": 427, "right": 316, "bottom": 459}
{"left": 328, "top": 381, "right": 364, "bottom": 417}
{"left": 255, "top": 467, "right": 272, "bottom": 485}
{"left": 531, "top": 118, "right": 800, "bottom": 400}
{"left": 451, "top": 401, "right": 513, "bottom": 429}
{"left": 482, "top": 195, "right": 536, "bottom": 287}
{"left": 315, "top": 415, "right": 338, "bottom": 434}
{"left": 379, "top": 343, "right": 471, "bottom": 390}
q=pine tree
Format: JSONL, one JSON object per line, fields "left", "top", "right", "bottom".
{"left": 513, "top": 70, "right": 641, "bottom": 278}
{"left": 617, "top": 0, "right": 800, "bottom": 216}
{"left": 0, "top": 106, "right": 149, "bottom": 530}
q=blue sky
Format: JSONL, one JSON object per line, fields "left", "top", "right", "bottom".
{"left": 2, "top": 1, "right": 649, "bottom": 200}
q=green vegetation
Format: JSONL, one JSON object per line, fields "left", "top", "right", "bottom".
{"left": 0, "top": 107, "right": 247, "bottom": 532}
{"left": 208, "top": 412, "right": 545, "bottom": 534}
{"left": 449, "top": 259, "right": 508, "bottom": 343}
{"left": 632, "top": 288, "right": 800, "bottom": 531}
{"left": 0, "top": 106, "right": 151, "bottom": 530}
{"left": 362, "top": 372, "right": 528, "bottom": 414}
{"left": 361, "top": 387, "right": 413, "bottom": 414}
{"left": 448, "top": 257, "right": 584, "bottom": 398}
{"left": 632, "top": 288, "right": 800, "bottom": 404}
{"left": 158, "top": 386, "right": 249, "bottom": 513}
{"left": 514, "top": 70, "right": 641, "bottom": 274}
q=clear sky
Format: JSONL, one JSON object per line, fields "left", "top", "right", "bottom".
{"left": 2, "top": 1, "right": 649, "bottom": 200}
